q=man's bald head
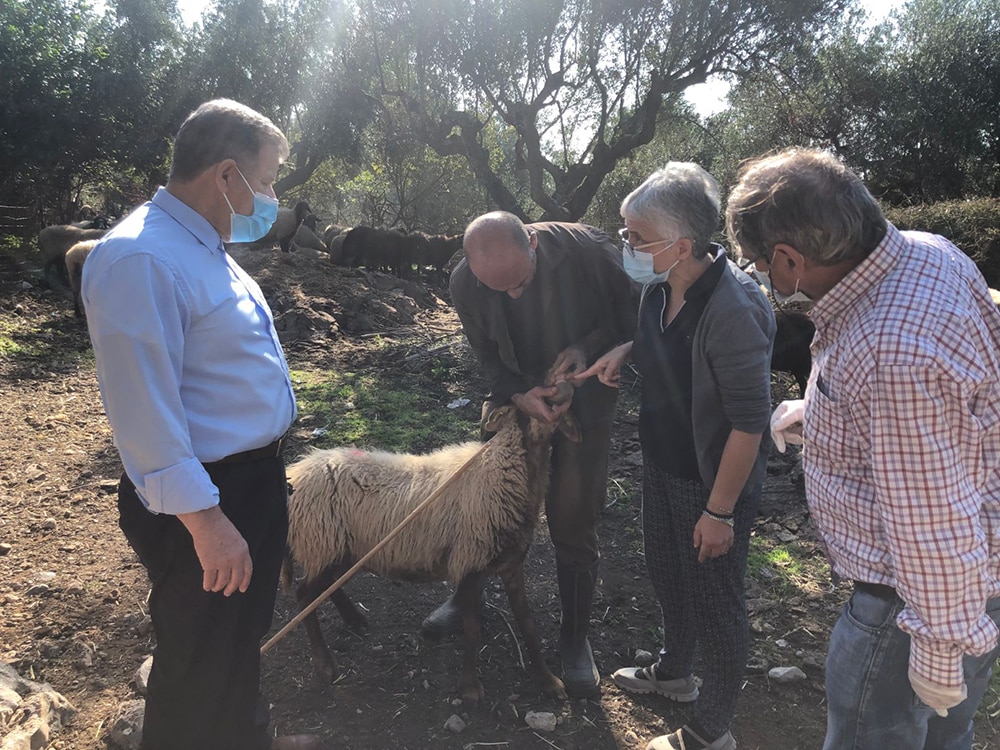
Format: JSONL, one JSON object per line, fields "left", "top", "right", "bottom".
{"left": 463, "top": 211, "right": 537, "bottom": 298}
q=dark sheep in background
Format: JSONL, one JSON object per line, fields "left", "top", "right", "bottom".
{"left": 771, "top": 309, "right": 814, "bottom": 397}
{"left": 421, "top": 233, "right": 463, "bottom": 281}
{"left": 64, "top": 240, "right": 98, "bottom": 317}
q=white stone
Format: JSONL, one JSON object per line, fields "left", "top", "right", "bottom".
{"left": 444, "top": 713, "right": 466, "bottom": 733}
{"left": 768, "top": 665, "right": 807, "bottom": 683}
{"left": 525, "top": 710, "right": 558, "bottom": 732}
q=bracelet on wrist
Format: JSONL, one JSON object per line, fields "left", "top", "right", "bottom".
{"left": 702, "top": 509, "right": 735, "bottom": 527}
{"left": 707, "top": 501, "right": 735, "bottom": 515}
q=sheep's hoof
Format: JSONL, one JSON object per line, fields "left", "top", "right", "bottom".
{"left": 343, "top": 611, "right": 369, "bottom": 633}
{"left": 542, "top": 674, "right": 568, "bottom": 701}
{"left": 459, "top": 676, "right": 485, "bottom": 704}
{"left": 312, "top": 657, "right": 339, "bottom": 684}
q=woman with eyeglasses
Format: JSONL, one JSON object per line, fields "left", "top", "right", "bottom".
{"left": 571, "top": 163, "right": 775, "bottom": 750}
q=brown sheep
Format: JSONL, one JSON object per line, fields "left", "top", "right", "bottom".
{"left": 64, "top": 240, "right": 98, "bottom": 317}
{"left": 38, "top": 225, "right": 107, "bottom": 286}
{"left": 283, "top": 398, "right": 579, "bottom": 702}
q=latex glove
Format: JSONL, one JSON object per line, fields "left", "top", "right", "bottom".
{"left": 909, "top": 669, "right": 967, "bottom": 717}
{"left": 770, "top": 399, "right": 805, "bottom": 453}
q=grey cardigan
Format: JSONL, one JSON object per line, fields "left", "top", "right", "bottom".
{"left": 642, "top": 251, "right": 776, "bottom": 493}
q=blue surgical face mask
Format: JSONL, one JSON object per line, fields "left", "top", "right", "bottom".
{"left": 223, "top": 168, "right": 279, "bottom": 243}
{"left": 622, "top": 239, "right": 679, "bottom": 286}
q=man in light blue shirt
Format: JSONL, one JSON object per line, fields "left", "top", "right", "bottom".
{"left": 83, "top": 100, "right": 320, "bottom": 750}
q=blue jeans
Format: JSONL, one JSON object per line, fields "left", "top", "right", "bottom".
{"left": 823, "top": 588, "right": 1000, "bottom": 750}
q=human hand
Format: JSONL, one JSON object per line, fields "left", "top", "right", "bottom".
{"left": 693, "top": 513, "right": 734, "bottom": 563}
{"left": 909, "top": 669, "right": 967, "bottom": 717}
{"left": 547, "top": 345, "right": 587, "bottom": 384}
{"left": 511, "top": 385, "right": 572, "bottom": 424}
{"left": 770, "top": 399, "right": 805, "bottom": 453}
{"left": 568, "top": 342, "right": 632, "bottom": 388}
{"left": 178, "top": 505, "right": 252, "bottom": 596}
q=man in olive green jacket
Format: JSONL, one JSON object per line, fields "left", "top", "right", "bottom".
{"left": 423, "top": 211, "right": 638, "bottom": 697}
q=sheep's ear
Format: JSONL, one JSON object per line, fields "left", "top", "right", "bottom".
{"left": 558, "top": 412, "right": 582, "bottom": 444}
{"left": 483, "top": 404, "right": 514, "bottom": 432}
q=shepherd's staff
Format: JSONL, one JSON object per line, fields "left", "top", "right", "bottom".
{"left": 260, "top": 380, "right": 574, "bottom": 656}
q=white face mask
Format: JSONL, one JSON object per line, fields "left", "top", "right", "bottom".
{"left": 755, "top": 267, "right": 810, "bottom": 305}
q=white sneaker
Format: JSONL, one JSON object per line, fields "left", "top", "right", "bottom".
{"left": 611, "top": 665, "right": 699, "bottom": 702}
{"left": 646, "top": 726, "right": 736, "bottom": 750}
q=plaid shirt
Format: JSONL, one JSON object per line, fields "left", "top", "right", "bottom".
{"left": 804, "top": 223, "right": 1000, "bottom": 689}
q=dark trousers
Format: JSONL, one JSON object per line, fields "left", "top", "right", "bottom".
{"left": 118, "top": 456, "right": 289, "bottom": 750}
{"left": 547, "top": 378, "right": 618, "bottom": 566}
{"left": 484, "top": 378, "right": 618, "bottom": 566}
{"left": 642, "top": 458, "right": 759, "bottom": 739}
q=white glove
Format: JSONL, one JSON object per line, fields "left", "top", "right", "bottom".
{"left": 770, "top": 399, "right": 805, "bottom": 453}
{"left": 909, "top": 669, "right": 967, "bottom": 717}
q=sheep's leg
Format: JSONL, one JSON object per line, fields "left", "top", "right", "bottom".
{"left": 500, "top": 562, "right": 568, "bottom": 700}
{"left": 296, "top": 563, "right": 369, "bottom": 682}
{"left": 455, "top": 571, "right": 488, "bottom": 703}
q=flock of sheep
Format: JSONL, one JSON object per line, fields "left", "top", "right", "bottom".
{"left": 255, "top": 200, "right": 464, "bottom": 282}
{"left": 36, "top": 199, "right": 465, "bottom": 318}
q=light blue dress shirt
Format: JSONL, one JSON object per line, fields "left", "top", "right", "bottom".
{"left": 82, "top": 187, "right": 297, "bottom": 515}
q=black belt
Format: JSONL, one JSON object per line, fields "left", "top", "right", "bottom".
{"left": 853, "top": 580, "right": 901, "bottom": 601}
{"left": 207, "top": 435, "right": 286, "bottom": 465}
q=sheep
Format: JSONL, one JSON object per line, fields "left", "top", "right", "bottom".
{"left": 64, "top": 239, "right": 98, "bottom": 317}
{"left": 323, "top": 223, "right": 346, "bottom": 247}
{"left": 260, "top": 200, "right": 314, "bottom": 252}
{"left": 37, "top": 225, "right": 106, "bottom": 286}
{"left": 290, "top": 221, "right": 328, "bottom": 256}
{"left": 772, "top": 308, "right": 815, "bottom": 397}
{"left": 326, "top": 229, "right": 349, "bottom": 265}
{"left": 283, "top": 396, "right": 579, "bottom": 703}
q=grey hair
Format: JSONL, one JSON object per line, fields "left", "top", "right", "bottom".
{"left": 620, "top": 162, "right": 720, "bottom": 259}
{"left": 169, "top": 99, "right": 289, "bottom": 182}
{"left": 725, "top": 147, "right": 887, "bottom": 266}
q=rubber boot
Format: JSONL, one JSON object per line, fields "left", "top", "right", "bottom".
{"left": 420, "top": 592, "right": 463, "bottom": 640}
{"left": 557, "top": 561, "right": 601, "bottom": 698}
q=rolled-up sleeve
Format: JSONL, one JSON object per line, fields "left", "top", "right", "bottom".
{"left": 84, "top": 251, "right": 219, "bottom": 515}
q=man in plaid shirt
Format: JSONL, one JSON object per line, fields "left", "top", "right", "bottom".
{"left": 725, "top": 147, "right": 1000, "bottom": 749}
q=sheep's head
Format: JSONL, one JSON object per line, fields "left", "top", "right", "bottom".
{"left": 483, "top": 384, "right": 581, "bottom": 447}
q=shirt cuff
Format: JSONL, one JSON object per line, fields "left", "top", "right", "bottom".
{"left": 907, "top": 635, "right": 966, "bottom": 689}
{"left": 140, "top": 457, "right": 220, "bottom": 515}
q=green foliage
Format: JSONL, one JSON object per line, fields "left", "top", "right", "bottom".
{"left": 708, "top": 0, "right": 1000, "bottom": 204}
{"left": 885, "top": 199, "right": 1000, "bottom": 286}
{"left": 291, "top": 368, "right": 479, "bottom": 454}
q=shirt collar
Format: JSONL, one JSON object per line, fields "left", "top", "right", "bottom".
{"left": 684, "top": 244, "right": 727, "bottom": 302}
{"left": 811, "top": 222, "right": 902, "bottom": 327}
{"left": 151, "top": 186, "right": 225, "bottom": 254}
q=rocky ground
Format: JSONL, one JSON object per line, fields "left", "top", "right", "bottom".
{"left": 1, "top": 245, "right": 997, "bottom": 749}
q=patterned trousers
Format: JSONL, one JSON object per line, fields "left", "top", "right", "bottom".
{"left": 641, "top": 456, "right": 759, "bottom": 738}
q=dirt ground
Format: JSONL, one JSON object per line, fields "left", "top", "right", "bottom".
{"left": 1, "top": 246, "right": 998, "bottom": 750}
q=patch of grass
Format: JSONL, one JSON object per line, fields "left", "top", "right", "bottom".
{"left": 746, "top": 534, "right": 829, "bottom": 599}
{"left": 291, "top": 367, "right": 480, "bottom": 453}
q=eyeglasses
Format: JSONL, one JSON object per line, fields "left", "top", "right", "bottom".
{"left": 618, "top": 228, "right": 674, "bottom": 259}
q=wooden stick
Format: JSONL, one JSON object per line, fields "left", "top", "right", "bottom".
{"left": 261, "top": 438, "right": 493, "bottom": 656}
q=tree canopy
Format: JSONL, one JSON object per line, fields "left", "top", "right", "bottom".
{"left": 2, "top": 0, "right": 998, "bottom": 232}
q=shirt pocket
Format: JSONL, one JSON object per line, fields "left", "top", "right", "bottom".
{"left": 805, "top": 384, "right": 869, "bottom": 476}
